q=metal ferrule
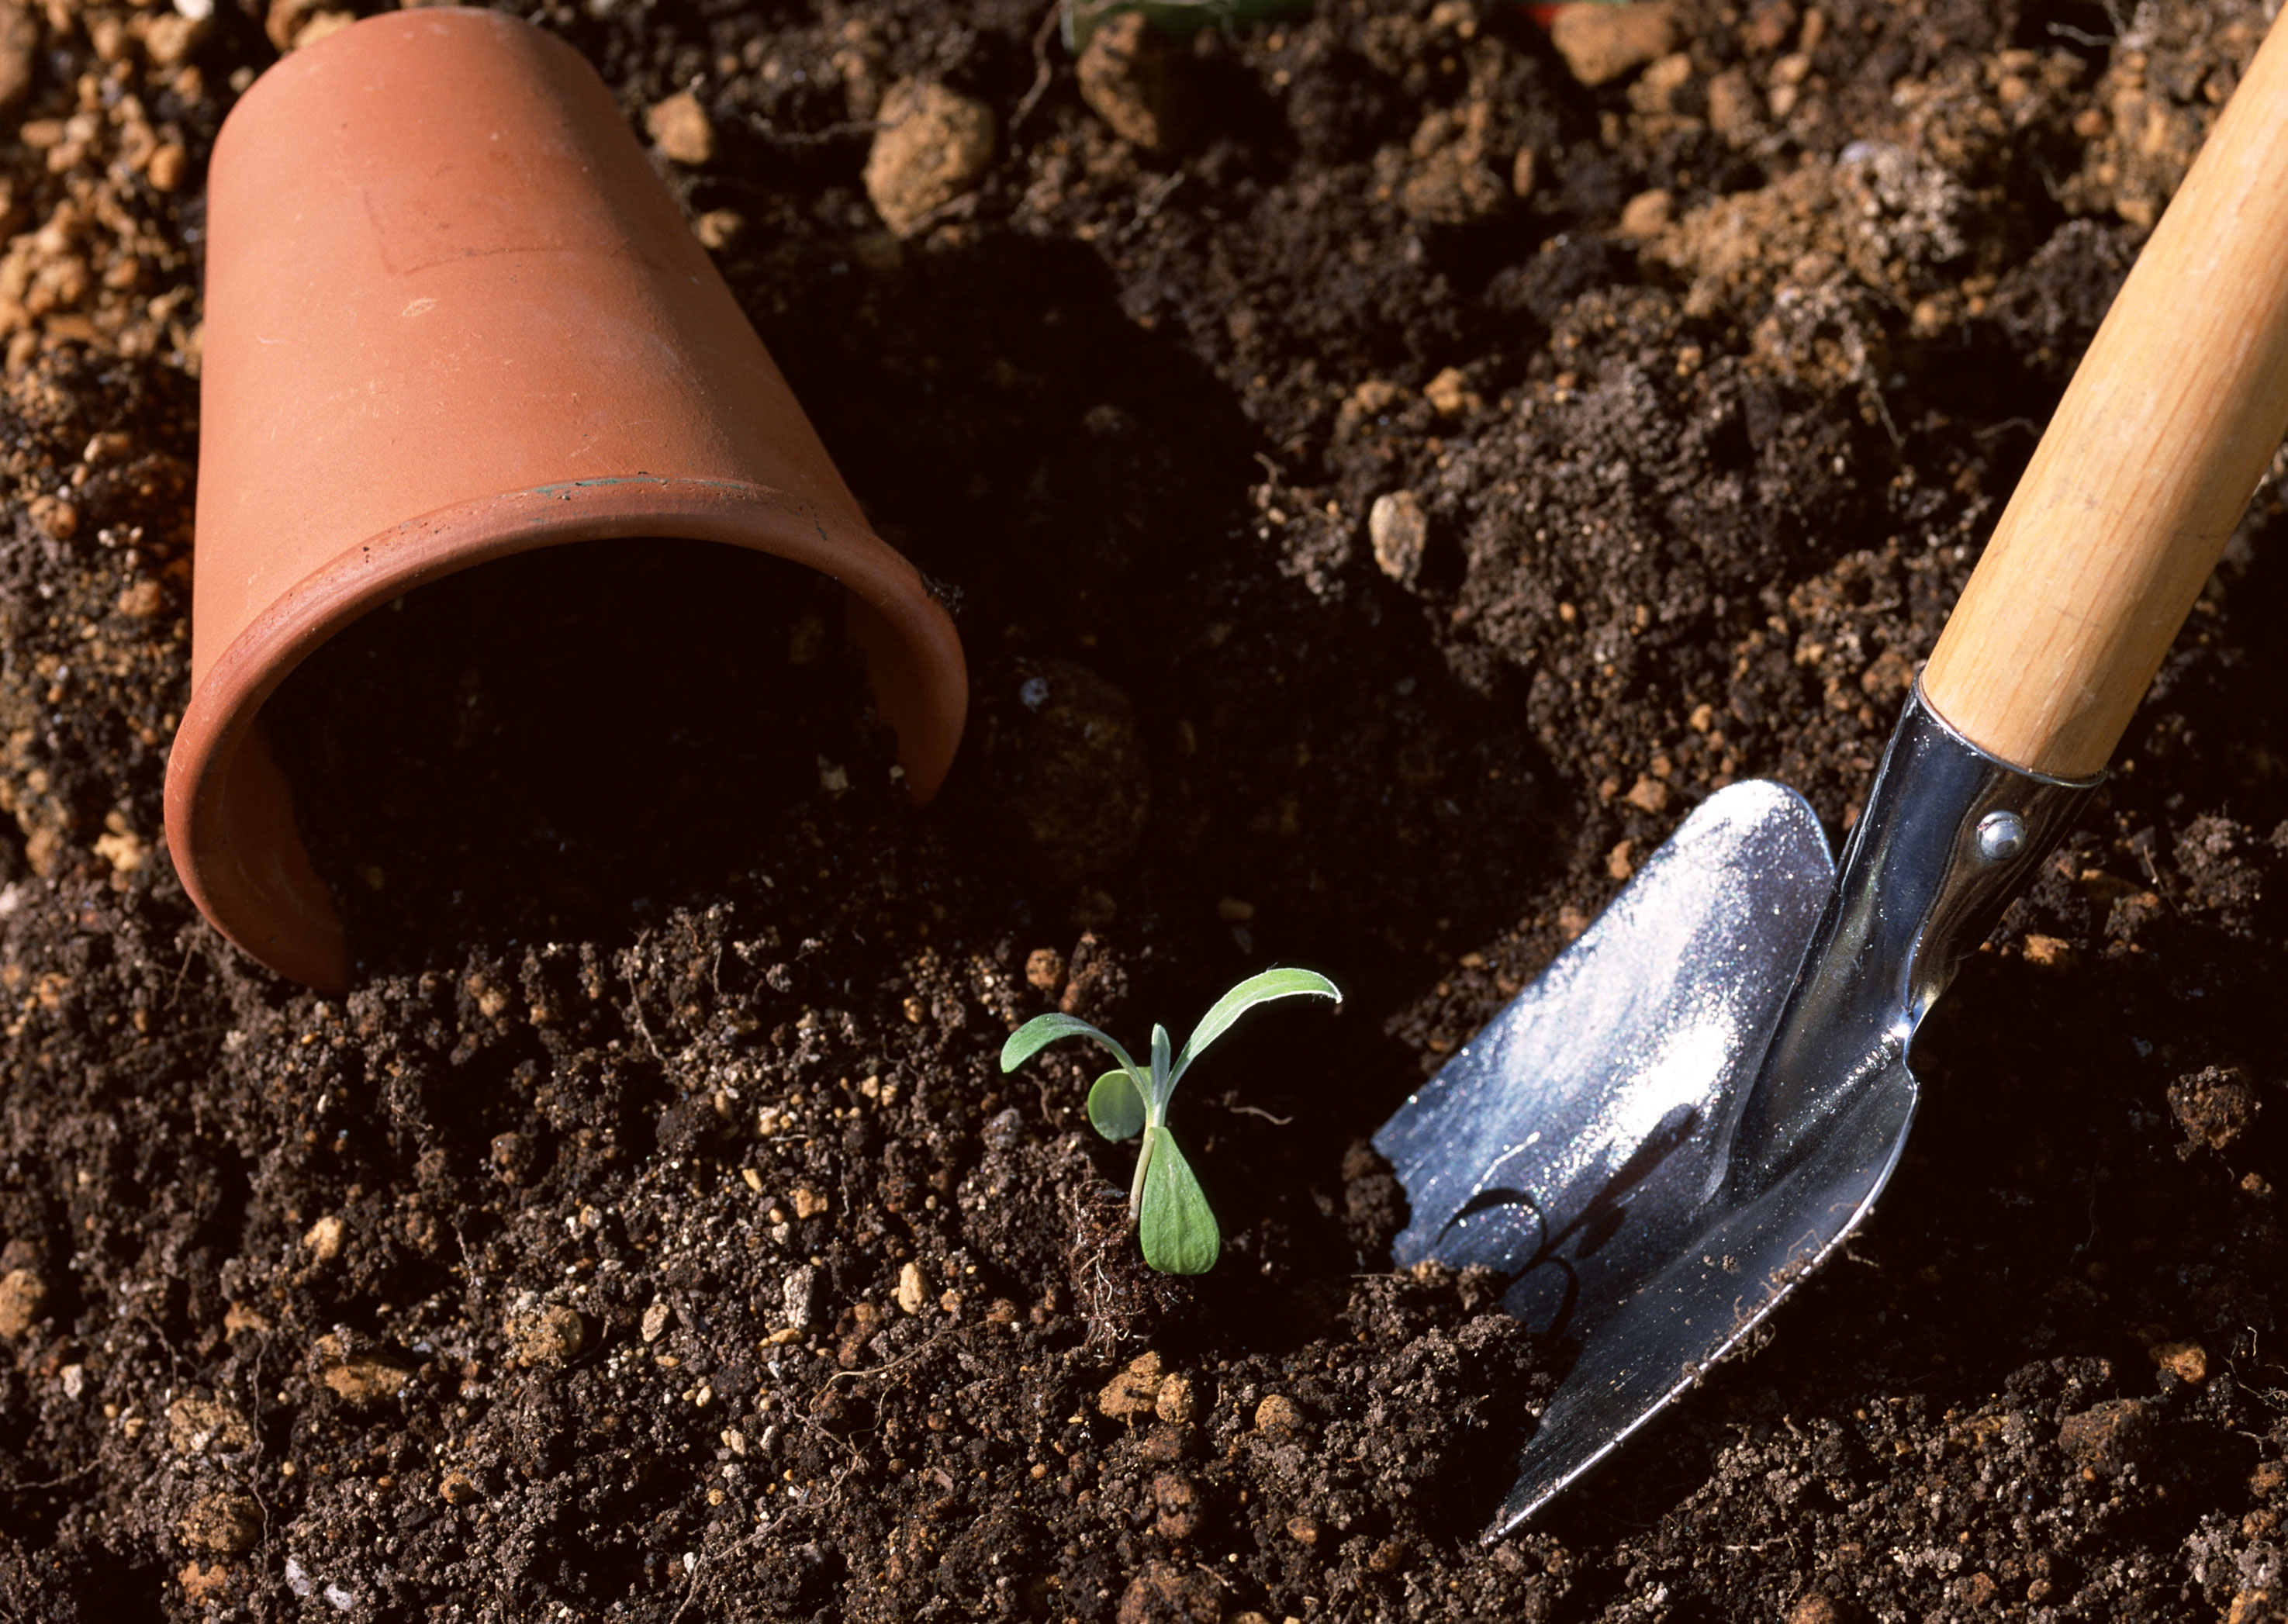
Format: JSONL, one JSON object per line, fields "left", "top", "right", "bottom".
{"left": 1722, "top": 678, "right": 2101, "bottom": 1196}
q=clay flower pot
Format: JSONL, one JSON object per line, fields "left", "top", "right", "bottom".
{"left": 164, "top": 8, "right": 966, "bottom": 993}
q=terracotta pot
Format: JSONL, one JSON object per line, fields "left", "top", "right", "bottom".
{"left": 164, "top": 8, "right": 966, "bottom": 993}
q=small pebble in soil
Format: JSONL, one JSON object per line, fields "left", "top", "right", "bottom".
{"left": 2058, "top": 1398, "right": 2156, "bottom": 1477}
{"left": 1116, "top": 1560, "right": 1219, "bottom": 1624}
{"left": 1619, "top": 188, "right": 1675, "bottom": 238}
{"left": 26, "top": 495, "right": 73, "bottom": 539}
{"left": 1511, "top": 146, "right": 1538, "bottom": 198}
{"left": 983, "top": 1107, "right": 1025, "bottom": 1151}
{"left": 1025, "top": 947, "right": 1066, "bottom": 991}
{"left": 645, "top": 91, "right": 714, "bottom": 165}
{"left": 510, "top": 1304, "right": 584, "bottom": 1367}
{"left": 863, "top": 79, "right": 994, "bottom": 236}
{"left": 0, "top": 2, "right": 35, "bottom": 115}
{"left": 1078, "top": 12, "right": 1191, "bottom": 153}
{"left": 166, "top": 1393, "right": 253, "bottom": 1456}
{"left": 694, "top": 208, "right": 743, "bottom": 251}
{"left": 179, "top": 1491, "right": 261, "bottom": 1555}
{"left": 1401, "top": 101, "right": 1509, "bottom": 225}
{"left": 2168, "top": 1064, "right": 2259, "bottom": 1153}
{"left": 2021, "top": 933, "right": 2075, "bottom": 969}
{"left": 1138, "top": 1422, "right": 1188, "bottom": 1463}
{"left": 302, "top": 1212, "right": 344, "bottom": 1262}
{"left": 896, "top": 1261, "right": 929, "bottom": 1315}
{"left": 1424, "top": 368, "right": 1480, "bottom": 418}
{"left": 1370, "top": 490, "right": 1427, "bottom": 584}
{"left": 489, "top": 1132, "right": 533, "bottom": 1185}
{"left": 2147, "top": 1339, "right": 2207, "bottom": 1384}
{"left": 266, "top": 0, "right": 351, "bottom": 51}
{"left": 641, "top": 1302, "right": 673, "bottom": 1343}
{"left": 1152, "top": 1472, "right": 1202, "bottom": 1539}
{"left": 0, "top": 1266, "right": 46, "bottom": 1337}
{"left": 178, "top": 1563, "right": 228, "bottom": 1602}
{"left": 1253, "top": 1393, "right": 1303, "bottom": 1435}
{"left": 1100, "top": 1350, "right": 1168, "bottom": 1418}
{"left": 1549, "top": 1, "right": 1676, "bottom": 87}
{"left": 313, "top": 1335, "right": 410, "bottom": 1406}
{"left": 783, "top": 1266, "right": 818, "bottom": 1331}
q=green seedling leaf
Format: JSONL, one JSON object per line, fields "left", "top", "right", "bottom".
{"left": 1000, "top": 966, "right": 1341, "bottom": 1275}
{"left": 1000, "top": 1013, "right": 1138, "bottom": 1076}
{"left": 1138, "top": 1125, "right": 1219, "bottom": 1274}
{"left": 1171, "top": 967, "right": 1341, "bottom": 1083}
{"left": 1087, "top": 1069, "right": 1146, "bottom": 1141}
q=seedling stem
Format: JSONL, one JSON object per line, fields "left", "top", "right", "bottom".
{"left": 999, "top": 967, "right": 1341, "bottom": 1273}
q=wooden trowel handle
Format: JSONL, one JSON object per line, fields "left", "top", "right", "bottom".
{"left": 1921, "top": 12, "right": 2288, "bottom": 779}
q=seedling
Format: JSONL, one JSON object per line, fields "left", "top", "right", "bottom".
{"left": 1000, "top": 967, "right": 1341, "bottom": 1273}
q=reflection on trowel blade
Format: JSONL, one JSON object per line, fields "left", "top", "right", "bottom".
{"left": 1377, "top": 782, "right": 1835, "bottom": 1330}
{"left": 1488, "top": 1058, "right": 1913, "bottom": 1532}
{"left": 1373, "top": 779, "right": 1854, "bottom": 1530}
{"left": 1379, "top": 686, "right": 2093, "bottom": 1536}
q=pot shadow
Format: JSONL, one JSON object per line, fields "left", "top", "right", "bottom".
{"left": 741, "top": 228, "right": 1569, "bottom": 959}
{"left": 263, "top": 537, "right": 896, "bottom": 975}
{"left": 723, "top": 223, "right": 1579, "bottom": 1341}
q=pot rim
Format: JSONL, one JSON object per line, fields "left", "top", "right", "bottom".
{"left": 164, "top": 473, "right": 965, "bottom": 992}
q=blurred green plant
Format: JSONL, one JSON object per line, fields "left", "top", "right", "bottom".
{"left": 1063, "top": 0, "right": 1312, "bottom": 53}
{"left": 999, "top": 967, "right": 1341, "bottom": 1273}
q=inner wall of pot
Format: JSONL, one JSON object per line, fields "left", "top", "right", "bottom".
{"left": 261, "top": 537, "right": 891, "bottom": 969}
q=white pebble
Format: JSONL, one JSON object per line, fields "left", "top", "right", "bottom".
{"left": 1370, "top": 491, "right": 1428, "bottom": 584}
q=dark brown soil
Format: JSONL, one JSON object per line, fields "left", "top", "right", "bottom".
{"left": 3, "top": 0, "right": 2287, "bottom": 1619}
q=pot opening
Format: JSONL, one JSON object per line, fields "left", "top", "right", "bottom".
{"left": 262, "top": 537, "right": 898, "bottom": 971}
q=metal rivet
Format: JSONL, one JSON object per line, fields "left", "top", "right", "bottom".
{"left": 1975, "top": 809, "right": 2027, "bottom": 864}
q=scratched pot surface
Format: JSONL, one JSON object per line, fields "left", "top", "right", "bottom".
{"left": 1374, "top": 779, "right": 1916, "bottom": 1535}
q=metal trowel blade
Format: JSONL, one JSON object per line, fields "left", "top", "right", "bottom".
{"left": 1373, "top": 780, "right": 1914, "bottom": 1536}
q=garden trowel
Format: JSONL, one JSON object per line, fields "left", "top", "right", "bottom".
{"left": 1377, "top": 12, "right": 2288, "bottom": 1539}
